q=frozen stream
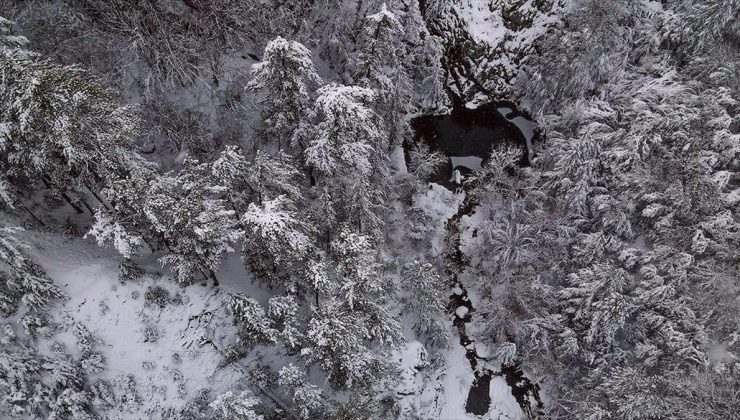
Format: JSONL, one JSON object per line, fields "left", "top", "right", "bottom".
{"left": 410, "top": 102, "right": 541, "bottom": 416}
{"left": 444, "top": 191, "right": 543, "bottom": 417}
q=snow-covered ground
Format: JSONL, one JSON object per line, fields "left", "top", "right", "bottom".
{"left": 17, "top": 229, "right": 266, "bottom": 417}
{"left": 446, "top": 0, "right": 563, "bottom": 104}
{"left": 456, "top": 0, "right": 507, "bottom": 46}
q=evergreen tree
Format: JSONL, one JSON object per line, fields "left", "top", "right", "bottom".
{"left": 277, "top": 364, "right": 324, "bottom": 419}
{"left": 0, "top": 225, "right": 63, "bottom": 315}
{"left": 355, "top": 3, "right": 412, "bottom": 145}
{"left": 302, "top": 303, "right": 386, "bottom": 389}
{"left": 402, "top": 260, "right": 447, "bottom": 343}
{"left": 209, "top": 390, "right": 264, "bottom": 420}
{"left": 248, "top": 37, "right": 321, "bottom": 152}
{"left": 86, "top": 210, "right": 146, "bottom": 259}
{"left": 305, "top": 84, "right": 383, "bottom": 178}
{"left": 241, "top": 195, "right": 314, "bottom": 285}
{"left": 0, "top": 17, "right": 151, "bottom": 213}
{"left": 212, "top": 146, "right": 304, "bottom": 214}
{"left": 144, "top": 159, "right": 239, "bottom": 285}
{"left": 227, "top": 293, "right": 277, "bottom": 346}
{"left": 304, "top": 84, "right": 389, "bottom": 234}
{"left": 245, "top": 150, "right": 303, "bottom": 205}
{"left": 0, "top": 324, "right": 95, "bottom": 419}
{"left": 397, "top": 0, "right": 447, "bottom": 110}
{"left": 268, "top": 296, "right": 304, "bottom": 351}
{"left": 677, "top": 0, "right": 740, "bottom": 55}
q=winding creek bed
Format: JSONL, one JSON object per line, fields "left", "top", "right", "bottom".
{"left": 409, "top": 102, "right": 542, "bottom": 416}
{"left": 445, "top": 195, "right": 542, "bottom": 416}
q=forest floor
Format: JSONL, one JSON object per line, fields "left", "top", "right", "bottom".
{"left": 15, "top": 227, "right": 267, "bottom": 417}
{"left": 6, "top": 177, "right": 529, "bottom": 419}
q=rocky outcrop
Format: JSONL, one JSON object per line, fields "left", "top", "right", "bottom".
{"left": 420, "top": 0, "right": 564, "bottom": 104}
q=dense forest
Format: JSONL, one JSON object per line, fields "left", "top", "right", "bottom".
{"left": 0, "top": 0, "right": 738, "bottom": 419}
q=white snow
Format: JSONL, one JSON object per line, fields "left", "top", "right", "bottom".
{"left": 475, "top": 343, "right": 491, "bottom": 359}
{"left": 498, "top": 107, "right": 535, "bottom": 163}
{"left": 455, "top": 306, "right": 469, "bottom": 318}
{"left": 450, "top": 156, "right": 484, "bottom": 172}
{"left": 18, "top": 229, "right": 274, "bottom": 417}
{"left": 456, "top": 0, "right": 507, "bottom": 46}
{"left": 391, "top": 145, "right": 408, "bottom": 174}
{"left": 453, "top": 169, "right": 463, "bottom": 184}
{"left": 412, "top": 184, "right": 464, "bottom": 257}
{"left": 437, "top": 343, "right": 476, "bottom": 419}
{"left": 488, "top": 376, "right": 525, "bottom": 419}
{"left": 432, "top": 345, "right": 524, "bottom": 419}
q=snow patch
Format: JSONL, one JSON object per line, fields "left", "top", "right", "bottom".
{"left": 19, "top": 230, "right": 262, "bottom": 416}
{"left": 450, "top": 155, "right": 483, "bottom": 171}
{"left": 498, "top": 107, "right": 535, "bottom": 163}
{"left": 456, "top": 0, "right": 507, "bottom": 46}
{"left": 489, "top": 376, "right": 525, "bottom": 419}
{"left": 475, "top": 343, "right": 491, "bottom": 359}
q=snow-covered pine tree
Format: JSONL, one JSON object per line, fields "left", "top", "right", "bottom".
{"left": 248, "top": 37, "right": 321, "bottom": 152}
{"left": 277, "top": 364, "right": 324, "bottom": 419}
{"left": 212, "top": 146, "right": 303, "bottom": 214}
{"left": 397, "top": 0, "right": 447, "bottom": 110}
{"left": 330, "top": 228, "right": 400, "bottom": 345}
{"left": 518, "top": 0, "right": 632, "bottom": 114}
{"left": 0, "top": 16, "right": 151, "bottom": 214}
{"left": 209, "top": 390, "right": 264, "bottom": 420}
{"left": 298, "top": 226, "right": 401, "bottom": 390}
{"left": 210, "top": 145, "right": 252, "bottom": 213}
{"left": 302, "top": 302, "right": 386, "bottom": 389}
{"left": 0, "top": 346, "right": 45, "bottom": 417}
{"left": 240, "top": 195, "right": 314, "bottom": 285}
{"left": 542, "top": 100, "right": 610, "bottom": 216}
{"left": 86, "top": 210, "right": 146, "bottom": 260}
{"left": 227, "top": 293, "right": 278, "bottom": 346}
{"left": 144, "top": 159, "right": 239, "bottom": 285}
{"left": 402, "top": 260, "right": 447, "bottom": 343}
{"left": 0, "top": 225, "right": 63, "bottom": 315}
{"left": 268, "top": 296, "right": 304, "bottom": 351}
{"left": 676, "top": 0, "right": 740, "bottom": 56}
{"left": 354, "top": 3, "right": 412, "bottom": 145}
{"left": 0, "top": 323, "right": 97, "bottom": 419}
{"left": 305, "top": 84, "right": 383, "bottom": 178}
{"left": 304, "top": 84, "right": 389, "bottom": 234}
{"left": 245, "top": 150, "right": 303, "bottom": 205}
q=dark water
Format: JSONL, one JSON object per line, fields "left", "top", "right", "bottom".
{"left": 503, "top": 363, "right": 543, "bottom": 417}
{"left": 426, "top": 102, "right": 541, "bottom": 416}
{"left": 466, "top": 372, "right": 493, "bottom": 415}
{"left": 408, "top": 102, "right": 534, "bottom": 186}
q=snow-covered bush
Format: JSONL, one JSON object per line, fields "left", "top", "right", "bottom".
{"left": 278, "top": 364, "right": 324, "bottom": 418}
{"left": 402, "top": 260, "right": 448, "bottom": 344}
{"left": 209, "top": 390, "right": 264, "bottom": 420}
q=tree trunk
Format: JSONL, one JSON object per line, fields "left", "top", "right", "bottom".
{"left": 86, "top": 184, "right": 111, "bottom": 211}
{"left": 22, "top": 204, "right": 45, "bottom": 226}
{"left": 41, "top": 176, "right": 83, "bottom": 214}
{"left": 61, "top": 191, "right": 84, "bottom": 214}
{"left": 209, "top": 268, "right": 220, "bottom": 287}
{"left": 81, "top": 197, "right": 95, "bottom": 214}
